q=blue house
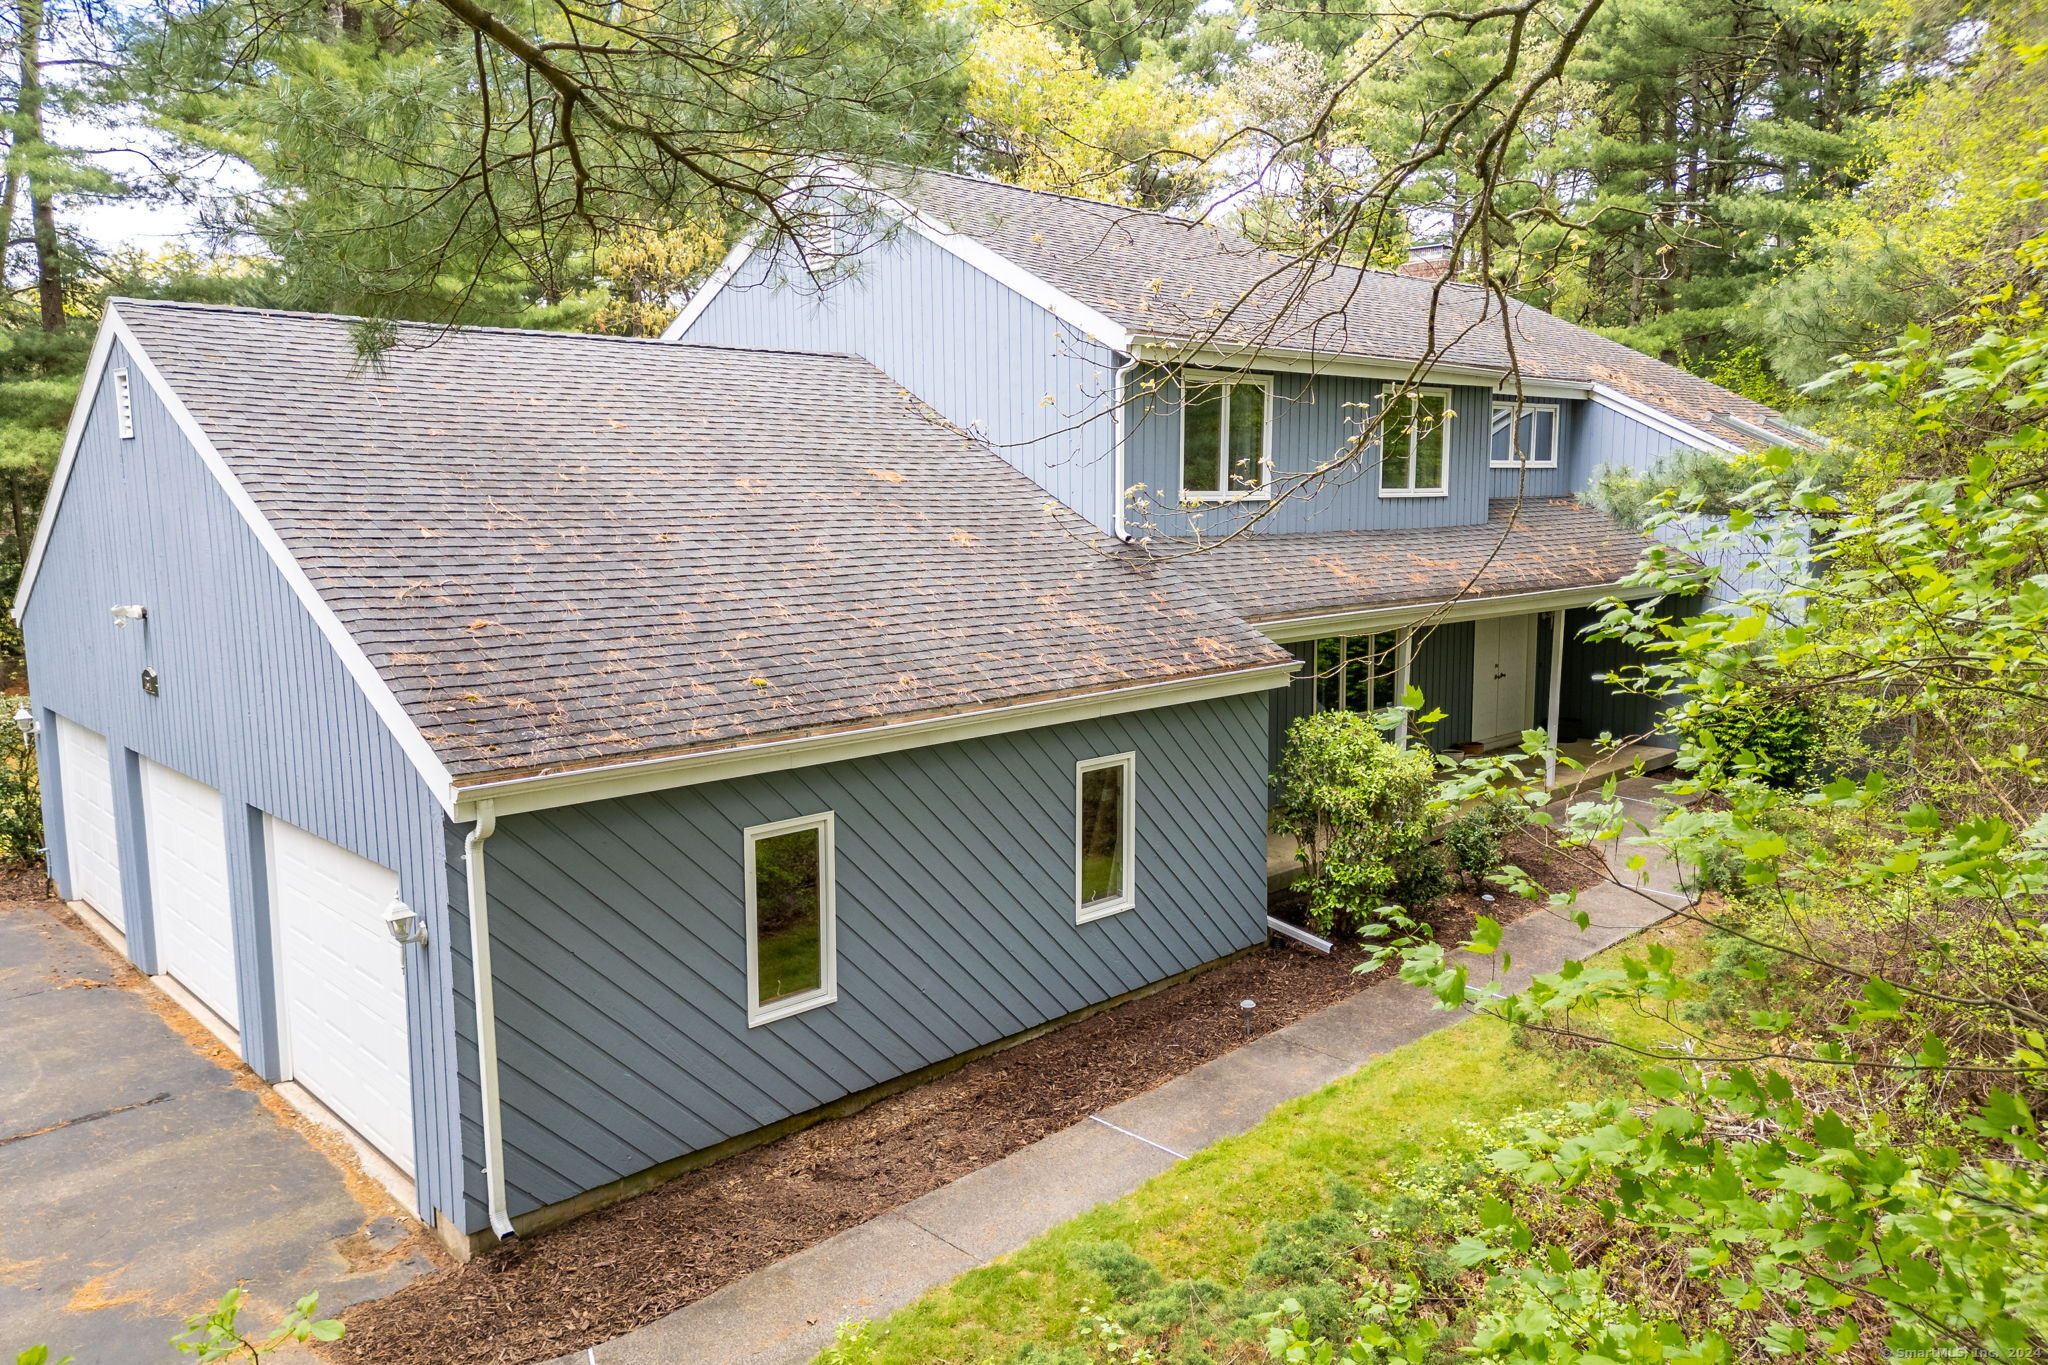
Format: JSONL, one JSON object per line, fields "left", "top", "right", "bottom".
{"left": 672, "top": 168, "right": 1805, "bottom": 761}
{"left": 16, "top": 171, "right": 1803, "bottom": 1254}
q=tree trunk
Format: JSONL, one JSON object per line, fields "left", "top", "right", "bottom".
{"left": 18, "top": 0, "right": 63, "bottom": 330}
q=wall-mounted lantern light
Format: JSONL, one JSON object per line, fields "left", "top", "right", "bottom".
{"left": 384, "top": 897, "right": 428, "bottom": 946}
{"left": 12, "top": 705, "right": 37, "bottom": 740}
{"left": 110, "top": 604, "right": 148, "bottom": 628}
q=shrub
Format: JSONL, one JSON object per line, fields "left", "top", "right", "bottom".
{"left": 1272, "top": 712, "right": 1447, "bottom": 939}
{"left": 1440, "top": 798, "right": 1521, "bottom": 891}
{"left": 1676, "top": 691, "right": 1819, "bottom": 789}
{"left": 0, "top": 703, "right": 41, "bottom": 864}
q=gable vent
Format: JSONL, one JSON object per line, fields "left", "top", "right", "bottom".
{"left": 115, "top": 369, "right": 135, "bottom": 439}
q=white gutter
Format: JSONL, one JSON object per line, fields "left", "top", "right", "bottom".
{"left": 1111, "top": 352, "right": 1141, "bottom": 541}
{"left": 1255, "top": 581, "right": 1659, "bottom": 645}
{"left": 463, "top": 799, "right": 516, "bottom": 1241}
{"left": 451, "top": 660, "right": 1296, "bottom": 820}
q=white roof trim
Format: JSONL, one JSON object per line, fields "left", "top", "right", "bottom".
{"left": 1255, "top": 580, "right": 1660, "bottom": 645}
{"left": 1127, "top": 338, "right": 1567, "bottom": 394}
{"left": 1590, "top": 384, "right": 1741, "bottom": 454}
{"left": 451, "top": 659, "right": 1295, "bottom": 819}
{"left": 16, "top": 307, "right": 461, "bottom": 815}
{"left": 810, "top": 161, "right": 1132, "bottom": 349}
{"left": 660, "top": 232, "right": 762, "bottom": 341}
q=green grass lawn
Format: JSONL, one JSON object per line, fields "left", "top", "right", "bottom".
{"left": 823, "top": 922, "right": 1699, "bottom": 1365}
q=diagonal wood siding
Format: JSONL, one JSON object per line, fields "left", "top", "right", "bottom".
{"left": 444, "top": 693, "right": 1270, "bottom": 1228}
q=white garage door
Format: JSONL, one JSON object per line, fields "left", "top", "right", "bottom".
{"left": 55, "top": 717, "right": 123, "bottom": 928}
{"left": 269, "top": 818, "right": 414, "bottom": 1173}
{"left": 141, "top": 759, "right": 240, "bottom": 1029}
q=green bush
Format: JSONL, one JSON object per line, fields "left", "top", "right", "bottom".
{"left": 1272, "top": 712, "right": 1447, "bottom": 939}
{"left": 0, "top": 704, "right": 41, "bottom": 864}
{"left": 1676, "top": 690, "right": 1820, "bottom": 788}
{"left": 1440, "top": 799, "right": 1521, "bottom": 891}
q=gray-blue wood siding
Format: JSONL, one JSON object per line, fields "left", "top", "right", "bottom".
{"left": 1574, "top": 400, "right": 1692, "bottom": 484}
{"left": 443, "top": 693, "right": 1270, "bottom": 1230}
{"left": 1407, "top": 621, "right": 1475, "bottom": 749}
{"left": 681, "top": 231, "right": 1122, "bottom": 532}
{"left": 20, "top": 341, "right": 463, "bottom": 1225}
{"left": 1121, "top": 367, "right": 1497, "bottom": 536}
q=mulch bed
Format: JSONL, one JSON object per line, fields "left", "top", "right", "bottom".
{"left": 328, "top": 828, "right": 1604, "bottom": 1365}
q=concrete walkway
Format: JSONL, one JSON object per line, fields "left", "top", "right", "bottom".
{"left": 565, "top": 785, "right": 1688, "bottom": 1365}
{"left": 0, "top": 892, "right": 437, "bottom": 1362}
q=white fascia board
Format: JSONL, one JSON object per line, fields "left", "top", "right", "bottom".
{"left": 1590, "top": 384, "right": 1741, "bottom": 454}
{"left": 1128, "top": 339, "right": 1591, "bottom": 400}
{"left": 660, "top": 232, "right": 763, "bottom": 341}
{"left": 28, "top": 307, "right": 460, "bottom": 816}
{"left": 1255, "top": 581, "right": 1661, "bottom": 645}
{"left": 808, "top": 164, "right": 1131, "bottom": 350}
{"left": 452, "top": 660, "right": 1297, "bottom": 820}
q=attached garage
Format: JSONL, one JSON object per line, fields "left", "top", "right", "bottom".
{"left": 269, "top": 818, "right": 415, "bottom": 1173}
{"left": 141, "top": 758, "right": 240, "bottom": 1029}
{"left": 55, "top": 716, "right": 123, "bottom": 928}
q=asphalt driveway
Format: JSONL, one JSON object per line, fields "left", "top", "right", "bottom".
{"left": 0, "top": 879, "right": 436, "bottom": 1362}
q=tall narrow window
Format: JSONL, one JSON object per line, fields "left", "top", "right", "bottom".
{"left": 1075, "top": 753, "right": 1136, "bottom": 922}
{"left": 1379, "top": 389, "right": 1451, "bottom": 496}
{"left": 744, "top": 812, "right": 837, "bottom": 1026}
{"left": 1180, "top": 371, "right": 1271, "bottom": 500}
{"left": 1490, "top": 400, "right": 1559, "bottom": 468}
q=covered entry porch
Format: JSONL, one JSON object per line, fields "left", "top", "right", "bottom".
{"left": 1261, "top": 586, "right": 1678, "bottom": 787}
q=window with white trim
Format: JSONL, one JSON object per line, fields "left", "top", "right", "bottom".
{"left": 1490, "top": 400, "right": 1559, "bottom": 468}
{"left": 1179, "top": 371, "right": 1272, "bottom": 500}
{"left": 1075, "top": 753, "right": 1135, "bottom": 922}
{"left": 744, "top": 812, "right": 837, "bottom": 1026}
{"left": 1378, "top": 389, "right": 1451, "bottom": 496}
{"left": 1313, "top": 631, "right": 1411, "bottom": 714}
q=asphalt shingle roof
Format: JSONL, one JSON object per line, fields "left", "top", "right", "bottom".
{"left": 115, "top": 299, "right": 1291, "bottom": 783}
{"left": 886, "top": 169, "right": 1807, "bottom": 452}
{"left": 1160, "top": 499, "right": 1653, "bottom": 628}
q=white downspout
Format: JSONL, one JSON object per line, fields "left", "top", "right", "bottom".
{"left": 1111, "top": 352, "right": 1140, "bottom": 541}
{"left": 1545, "top": 611, "right": 1567, "bottom": 789}
{"left": 464, "top": 798, "right": 516, "bottom": 1241}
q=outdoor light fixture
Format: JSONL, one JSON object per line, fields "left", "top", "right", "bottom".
{"left": 384, "top": 897, "right": 428, "bottom": 947}
{"left": 11, "top": 705, "right": 36, "bottom": 740}
{"left": 1240, "top": 997, "right": 1257, "bottom": 1037}
{"left": 110, "top": 604, "right": 147, "bottom": 628}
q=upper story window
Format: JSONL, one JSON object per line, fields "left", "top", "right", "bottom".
{"left": 1379, "top": 388, "right": 1451, "bottom": 498}
{"left": 1490, "top": 400, "right": 1559, "bottom": 468}
{"left": 744, "top": 812, "right": 838, "bottom": 1026}
{"left": 1180, "top": 371, "right": 1272, "bottom": 501}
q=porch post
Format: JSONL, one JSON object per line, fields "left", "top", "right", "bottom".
{"left": 1545, "top": 610, "right": 1567, "bottom": 787}
{"left": 1395, "top": 632, "right": 1413, "bottom": 747}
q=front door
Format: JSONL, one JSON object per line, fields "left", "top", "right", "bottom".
{"left": 1470, "top": 616, "right": 1536, "bottom": 750}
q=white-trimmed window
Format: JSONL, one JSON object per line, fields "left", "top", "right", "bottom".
{"left": 744, "top": 812, "right": 837, "bottom": 1026}
{"left": 1379, "top": 388, "right": 1451, "bottom": 497}
{"left": 1179, "top": 371, "right": 1272, "bottom": 500}
{"left": 1075, "top": 753, "right": 1135, "bottom": 922}
{"left": 1490, "top": 400, "right": 1559, "bottom": 468}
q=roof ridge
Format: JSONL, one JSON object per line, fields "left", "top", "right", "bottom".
{"left": 894, "top": 164, "right": 1216, "bottom": 229}
{"left": 108, "top": 296, "right": 860, "bottom": 363}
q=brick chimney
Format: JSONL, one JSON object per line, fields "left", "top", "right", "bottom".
{"left": 1398, "top": 243, "right": 1453, "bottom": 280}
